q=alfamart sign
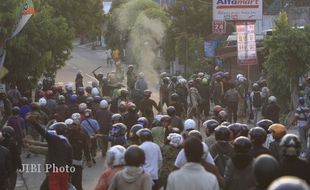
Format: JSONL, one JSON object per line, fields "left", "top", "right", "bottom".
{"left": 213, "top": 0, "right": 263, "bottom": 20}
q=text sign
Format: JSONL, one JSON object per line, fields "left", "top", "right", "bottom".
{"left": 212, "top": 20, "right": 226, "bottom": 34}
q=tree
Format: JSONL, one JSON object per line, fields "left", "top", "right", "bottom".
{"left": 0, "top": 0, "right": 18, "bottom": 43}
{"left": 264, "top": 12, "right": 310, "bottom": 112}
{"left": 2, "top": 1, "right": 74, "bottom": 93}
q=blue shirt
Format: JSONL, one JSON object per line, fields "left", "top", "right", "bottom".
{"left": 80, "top": 118, "right": 100, "bottom": 138}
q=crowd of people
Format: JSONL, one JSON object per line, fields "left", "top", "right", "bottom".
{"left": 0, "top": 64, "right": 310, "bottom": 190}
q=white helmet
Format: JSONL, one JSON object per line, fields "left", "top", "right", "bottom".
{"left": 236, "top": 74, "right": 244, "bottom": 80}
{"left": 99, "top": 100, "right": 109, "bottom": 109}
{"left": 184, "top": 119, "right": 197, "bottom": 131}
{"left": 65, "top": 83, "right": 73, "bottom": 92}
{"left": 167, "top": 133, "right": 184, "bottom": 148}
{"left": 268, "top": 96, "right": 277, "bottom": 103}
{"left": 78, "top": 103, "right": 87, "bottom": 112}
{"left": 64, "top": 118, "right": 74, "bottom": 126}
{"left": 91, "top": 87, "right": 100, "bottom": 96}
{"left": 71, "top": 113, "right": 81, "bottom": 121}
{"left": 106, "top": 145, "right": 126, "bottom": 167}
{"left": 39, "top": 98, "right": 47, "bottom": 106}
{"left": 138, "top": 72, "right": 144, "bottom": 79}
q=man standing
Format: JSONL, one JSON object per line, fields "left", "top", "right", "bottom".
{"left": 167, "top": 137, "right": 219, "bottom": 190}
{"left": 224, "top": 83, "right": 239, "bottom": 123}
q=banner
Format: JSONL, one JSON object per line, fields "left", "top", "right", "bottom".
{"left": 213, "top": 0, "right": 263, "bottom": 20}
{"left": 204, "top": 40, "right": 218, "bottom": 58}
{"left": 11, "top": 0, "right": 35, "bottom": 38}
{"left": 236, "top": 21, "right": 257, "bottom": 65}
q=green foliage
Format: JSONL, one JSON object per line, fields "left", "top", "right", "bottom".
{"left": 3, "top": 1, "right": 74, "bottom": 91}
{"left": 0, "top": 0, "right": 18, "bottom": 43}
{"left": 264, "top": 12, "right": 310, "bottom": 112}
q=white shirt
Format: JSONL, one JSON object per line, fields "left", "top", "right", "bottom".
{"left": 139, "top": 141, "right": 163, "bottom": 180}
{"left": 174, "top": 142, "right": 215, "bottom": 168}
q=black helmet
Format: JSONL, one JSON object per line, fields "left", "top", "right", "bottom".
{"left": 203, "top": 119, "right": 219, "bottom": 131}
{"left": 48, "top": 122, "right": 67, "bottom": 135}
{"left": 280, "top": 134, "right": 301, "bottom": 157}
{"left": 256, "top": 119, "right": 273, "bottom": 132}
{"left": 125, "top": 145, "right": 145, "bottom": 167}
{"left": 167, "top": 106, "right": 176, "bottom": 116}
{"left": 112, "top": 114, "right": 123, "bottom": 123}
{"left": 268, "top": 176, "right": 310, "bottom": 190}
{"left": 137, "top": 128, "right": 152, "bottom": 142}
{"left": 111, "top": 123, "right": 127, "bottom": 137}
{"left": 240, "top": 124, "right": 249, "bottom": 137}
{"left": 233, "top": 136, "right": 252, "bottom": 154}
{"left": 254, "top": 155, "right": 280, "bottom": 189}
{"left": 215, "top": 126, "right": 231, "bottom": 141}
{"left": 249, "top": 127, "right": 267, "bottom": 145}
{"left": 137, "top": 117, "right": 148, "bottom": 128}
{"left": 1, "top": 126, "right": 15, "bottom": 138}
{"left": 130, "top": 124, "right": 143, "bottom": 137}
{"left": 12, "top": 106, "right": 20, "bottom": 115}
{"left": 86, "top": 96, "right": 94, "bottom": 104}
{"left": 228, "top": 123, "right": 242, "bottom": 139}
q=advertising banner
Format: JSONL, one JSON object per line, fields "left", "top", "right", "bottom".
{"left": 236, "top": 21, "right": 257, "bottom": 65}
{"left": 213, "top": 0, "right": 263, "bottom": 21}
{"left": 204, "top": 40, "right": 218, "bottom": 58}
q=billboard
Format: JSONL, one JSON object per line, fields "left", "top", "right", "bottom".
{"left": 204, "top": 40, "right": 218, "bottom": 58}
{"left": 213, "top": 0, "right": 263, "bottom": 21}
{"left": 236, "top": 21, "right": 257, "bottom": 65}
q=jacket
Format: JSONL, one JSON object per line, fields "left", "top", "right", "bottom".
{"left": 95, "top": 166, "right": 123, "bottom": 190}
{"left": 167, "top": 162, "right": 219, "bottom": 190}
{"left": 95, "top": 109, "right": 113, "bottom": 135}
{"left": 108, "top": 166, "right": 152, "bottom": 190}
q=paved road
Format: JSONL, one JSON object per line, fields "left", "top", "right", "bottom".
{"left": 16, "top": 45, "right": 113, "bottom": 190}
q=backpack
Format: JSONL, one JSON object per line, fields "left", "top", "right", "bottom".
{"left": 253, "top": 91, "right": 262, "bottom": 108}
{"left": 213, "top": 144, "right": 230, "bottom": 176}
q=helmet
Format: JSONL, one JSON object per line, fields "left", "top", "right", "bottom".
{"left": 171, "top": 76, "right": 177, "bottom": 82}
{"left": 48, "top": 122, "right": 67, "bottom": 135}
{"left": 20, "top": 97, "right": 29, "bottom": 105}
{"left": 39, "top": 98, "right": 47, "bottom": 106}
{"left": 268, "top": 96, "right": 277, "bottom": 103}
{"left": 71, "top": 113, "right": 81, "bottom": 121}
{"left": 127, "top": 102, "right": 136, "bottom": 112}
{"left": 84, "top": 109, "right": 92, "bottom": 118}
{"left": 85, "top": 86, "right": 92, "bottom": 94}
{"left": 215, "top": 126, "right": 231, "bottom": 141}
{"left": 112, "top": 114, "right": 123, "bottom": 123}
{"left": 99, "top": 100, "right": 109, "bottom": 109}
{"left": 1, "top": 126, "right": 15, "bottom": 139}
{"left": 221, "top": 121, "right": 231, "bottom": 126}
{"left": 125, "top": 145, "right": 145, "bottom": 166}
{"left": 249, "top": 127, "right": 267, "bottom": 145}
{"left": 138, "top": 72, "right": 144, "bottom": 79}
{"left": 167, "top": 106, "right": 176, "bottom": 116}
{"left": 64, "top": 118, "right": 74, "bottom": 126}
{"left": 256, "top": 119, "right": 273, "bottom": 132}
{"left": 219, "top": 110, "right": 227, "bottom": 120}
{"left": 268, "top": 176, "right": 310, "bottom": 190}
{"left": 111, "top": 123, "right": 127, "bottom": 137}
{"left": 130, "top": 124, "right": 143, "bottom": 137}
{"left": 92, "top": 81, "right": 98, "bottom": 88}
{"left": 268, "top": 124, "right": 287, "bottom": 139}
{"left": 188, "top": 130, "right": 203, "bottom": 141}
{"left": 253, "top": 83, "right": 259, "bottom": 90}
{"left": 120, "top": 89, "right": 129, "bottom": 97}
{"left": 58, "top": 95, "right": 66, "bottom": 103}
{"left": 77, "top": 87, "right": 85, "bottom": 96}
{"left": 91, "top": 88, "right": 100, "bottom": 96}
{"left": 236, "top": 74, "right": 244, "bottom": 80}
{"left": 228, "top": 123, "right": 242, "bottom": 139}
{"left": 254, "top": 155, "right": 280, "bottom": 189}
{"left": 86, "top": 96, "right": 94, "bottom": 104}
{"left": 78, "top": 103, "right": 87, "bottom": 112}
{"left": 240, "top": 124, "right": 249, "bottom": 137}
{"left": 46, "top": 90, "right": 53, "bottom": 98}
{"left": 167, "top": 133, "right": 184, "bottom": 148}
{"left": 202, "top": 78, "right": 208, "bottom": 85}
{"left": 203, "top": 119, "right": 219, "bottom": 131}
{"left": 213, "top": 105, "right": 223, "bottom": 115}
{"left": 136, "top": 128, "right": 152, "bottom": 141}
{"left": 299, "top": 97, "right": 305, "bottom": 104}
{"left": 106, "top": 145, "right": 126, "bottom": 167}
{"left": 197, "top": 72, "right": 204, "bottom": 78}
{"left": 70, "top": 94, "right": 78, "bottom": 103}
{"left": 94, "top": 96, "right": 102, "bottom": 103}
{"left": 144, "top": 89, "right": 152, "bottom": 96}
{"left": 118, "top": 101, "right": 127, "bottom": 113}
{"left": 137, "top": 117, "right": 148, "bottom": 128}
{"left": 280, "top": 134, "right": 301, "bottom": 157}
{"left": 160, "top": 115, "right": 171, "bottom": 124}
{"left": 31, "top": 102, "right": 41, "bottom": 111}
{"left": 65, "top": 83, "right": 73, "bottom": 92}
{"left": 12, "top": 106, "right": 20, "bottom": 115}
{"left": 128, "top": 65, "right": 134, "bottom": 69}
{"left": 184, "top": 119, "right": 197, "bottom": 131}
{"left": 163, "top": 77, "right": 170, "bottom": 84}
{"left": 233, "top": 136, "right": 252, "bottom": 154}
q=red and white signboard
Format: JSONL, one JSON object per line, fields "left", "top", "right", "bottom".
{"left": 212, "top": 20, "right": 226, "bottom": 34}
{"left": 213, "top": 0, "right": 263, "bottom": 20}
{"left": 236, "top": 21, "right": 257, "bottom": 65}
